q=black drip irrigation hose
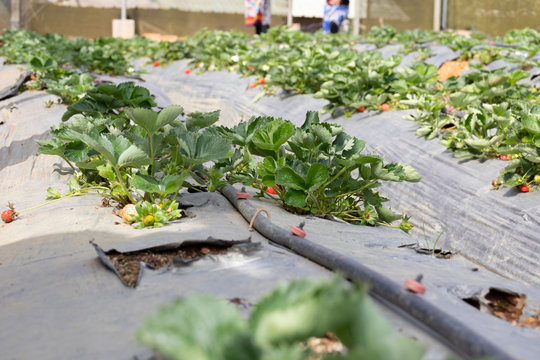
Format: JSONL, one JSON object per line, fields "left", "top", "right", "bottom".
{"left": 220, "top": 184, "right": 515, "bottom": 360}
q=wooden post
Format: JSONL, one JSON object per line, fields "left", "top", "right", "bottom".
{"left": 433, "top": 0, "right": 441, "bottom": 31}
{"left": 287, "top": 0, "right": 293, "bottom": 26}
{"left": 10, "top": 0, "right": 20, "bottom": 30}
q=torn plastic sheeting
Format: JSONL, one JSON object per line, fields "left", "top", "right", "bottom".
{"left": 397, "top": 51, "right": 423, "bottom": 68}
{"left": 423, "top": 45, "right": 459, "bottom": 68}
{"left": 0, "top": 229, "right": 338, "bottom": 360}
{"left": 91, "top": 237, "right": 262, "bottom": 287}
{"left": 376, "top": 43, "right": 403, "bottom": 58}
{"left": 0, "top": 69, "right": 32, "bottom": 101}
{"left": 483, "top": 59, "right": 521, "bottom": 72}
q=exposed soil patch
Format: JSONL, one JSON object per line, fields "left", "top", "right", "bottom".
{"left": 107, "top": 244, "right": 230, "bottom": 287}
{"left": 464, "top": 288, "right": 540, "bottom": 330}
{"left": 438, "top": 60, "right": 469, "bottom": 81}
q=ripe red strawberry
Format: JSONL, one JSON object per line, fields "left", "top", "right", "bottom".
{"left": 265, "top": 186, "right": 277, "bottom": 195}
{"left": 184, "top": 68, "right": 191, "bottom": 74}
{"left": 257, "top": 78, "right": 266, "bottom": 85}
{"left": 381, "top": 103, "right": 390, "bottom": 111}
{"left": 499, "top": 154, "right": 511, "bottom": 161}
{"left": 248, "top": 66, "right": 254, "bottom": 71}
{"left": 153, "top": 60, "right": 160, "bottom": 67}
{"left": 30, "top": 74, "right": 36, "bottom": 80}
{"left": 356, "top": 106, "right": 365, "bottom": 112}
{"left": 1, "top": 203, "right": 16, "bottom": 223}
{"left": 249, "top": 83, "right": 257, "bottom": 89}
{"left": 447, "top": 106, "right": 455, "bottom": 112}
{"left": 519, "top": 185, "right": 530, "bottom": 192}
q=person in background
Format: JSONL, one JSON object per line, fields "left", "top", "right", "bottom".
{"left": 323, "top": 0, "right": 350, "bottom": 34}
{"left": 245, "top": 0, "right": 271, "bottom": 35}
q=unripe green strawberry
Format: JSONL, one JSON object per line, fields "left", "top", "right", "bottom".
{"left": 143, "top": 215, "right": 155, "bottom": 227}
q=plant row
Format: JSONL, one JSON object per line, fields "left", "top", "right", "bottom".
{"left": 37, "top": 82, "right": 419, "bottom": 230}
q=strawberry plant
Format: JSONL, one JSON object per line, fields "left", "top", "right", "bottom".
{"left": 216, "top": 111, "right": 420, "bottom": 231}
{"left": 38, "top": 83, "right": 233, "bottom": 227}
{"left": 136, "top": 276, "right": 425, "bottom": 360}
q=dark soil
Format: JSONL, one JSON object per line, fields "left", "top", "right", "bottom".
{"left": 108, "top": 244, "right": 230, "bottom": 287}
{"left": 465, "top": 288, "right": 540, "bottom": 330}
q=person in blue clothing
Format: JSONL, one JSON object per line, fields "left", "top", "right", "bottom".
{"left": 323, "top": 0, "right": 350, "bottom": 34}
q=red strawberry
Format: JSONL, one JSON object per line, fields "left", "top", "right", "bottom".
{"left": 257, "top": 78, "right": 266, "bottom": 85}
{"left": 248, "top": 66, "right": 254, "bottom": 71}
{"left": 184, "top": 68, "right": 191, "bottom": 74}
{"left": 381, "top": 103, "right": 390, "bottom": 112}
{"left": 356, "top": 106, "right": 365, "bottom": 112}
{"left": 1, "top": 203, "right": 16, "bottom": 223}
{"left": 519, "top": 185, "right": 530, "bottom": 193}
{"left": 153, "top": 60, "right": 160, "bottom": 67}
{"left": 30, "top": 74, "right": 36, "bottom": 80}
{"left": 249, "top": 83, "right": 257, "bottom": 89}
{"left": 447, "top": 106, "right": 455, "bottom": 112}
{"left": 265, "top": 186, "right": 277, "bottom": 195}
{"left": 499, "top": 154, "right": 511, "bottom": 161}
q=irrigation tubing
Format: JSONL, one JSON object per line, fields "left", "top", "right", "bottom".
{"left": 220, "top": 184, "right": 515, "bottom": 360}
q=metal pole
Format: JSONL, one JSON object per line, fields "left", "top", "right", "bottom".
{"left": 10, "top": 0, "right": 20, "bottom": 30}
{"left": 287, "top": 0, "right": 293, "bottom": 26}
{"left": 121, "top": 0, "right": 127, "bottom": 20}
{"left": 352, "top": 0, "right": 361, "bottom": 35}
{"left": 433, "top": 0, "right": 441, "bottom": 31}
{"left": 441, "top": 0, "right": 448, "bottom": 30}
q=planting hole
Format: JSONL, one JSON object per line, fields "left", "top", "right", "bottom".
{"left": 462, "top": 288, "right": 540, "bottom": 329}
{"left": 107, "top": 244, "right": 230, "bottom": 287}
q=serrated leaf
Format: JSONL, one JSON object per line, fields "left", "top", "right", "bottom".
{"left": 275, "top": 166, "right": 306, "bottom": 190}
{"left": 284, "top": 189, "right": 307, "bottom": 208}
{"left": 252, "top": 120, "right": 295, "bottom": 152}
{"left": 177, "top": 132, "right": 232, "bottom": 165}
{"left": 97, "top": 163, "right": 116, "bottom": 180}
{"left": 157, "top": 105, "right": 184, "bottom": 130}
{"left": 118, "top": 144, "right": 151, "bottom": 168}
{"left": 125, "top": 107, "right": 159, "bottom": 135}
{"left": 305, "top": 163, "right": 328, "bottom": 192}
{"left": 375, "top": 206, "right": 402, "bottom": 223}
{"left": 64, "top": 141, "right": 90, "bottom": 163}
{"left": 186, "top": 110, "right": 220, "bottom": 132}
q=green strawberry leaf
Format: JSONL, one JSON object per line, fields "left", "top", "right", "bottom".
{"left": 275, "top": 166, "right": 306, "bottom": 191}
{"left": 186, "top": 110, "right": 220, "bottom": 132}
{"left": 284, "top": 189, "right": 307, "bottom": 208}
{"left": 305, "top": 163, "right": 328, "bottom": 192}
